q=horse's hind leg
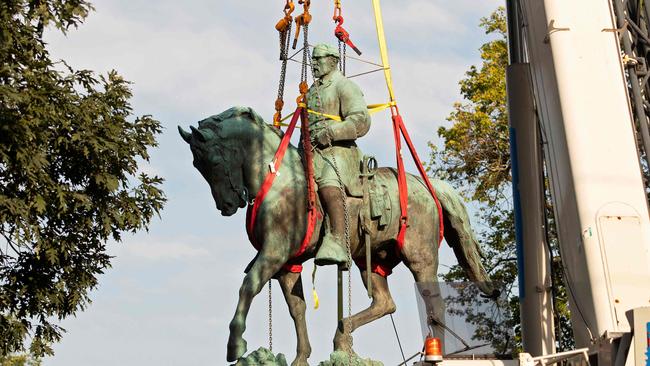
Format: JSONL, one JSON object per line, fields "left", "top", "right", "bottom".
{"left": 277, "top": 271, "right": 311, "bottom": 366}
{"left": 403, "top": 244, "right": 446, "bottom": 342}
{"left": 333, "top": 269, "right": 396, "bottom": 353}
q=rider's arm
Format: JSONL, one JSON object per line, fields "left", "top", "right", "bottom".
{"left": 328, "top": 80, "right": 370, "bottom": 141}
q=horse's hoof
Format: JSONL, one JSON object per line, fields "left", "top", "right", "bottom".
{"left": 291, "top": 357, "right": 309, "bottom": 366}
{"left": 226, "top": 338, "right": 247, "bottom": 362}
{"left": 333, "top": 332, "right": 354, "bottom": 353}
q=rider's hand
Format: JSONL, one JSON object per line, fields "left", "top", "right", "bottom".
{"left": 312, "top": 127, "right": 333, "bottom": 147}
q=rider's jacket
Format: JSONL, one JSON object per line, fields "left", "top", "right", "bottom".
{"left": 306, "top": 70, "right": 370, "bottom": 141}
{"left": 304, "top": 70, "right": 371, "bottom": 196}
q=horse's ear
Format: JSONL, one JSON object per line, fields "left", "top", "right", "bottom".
{"left": 191, "top": 126, "right": 215, "bottom": 142}
{"left": 178, "top": 126, "right": 192, "bottom": 144}
{"left": 245, "top": 107, "right": 266, "bottom": 125}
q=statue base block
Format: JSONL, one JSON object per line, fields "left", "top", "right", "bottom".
{"left": 230, "top": 347, "right": 288, "bottom": 366}
{"left": 317, "top": 351, "right": 383, "bottom": 366}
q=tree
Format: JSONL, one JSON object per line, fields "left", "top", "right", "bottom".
{"left": 0, "top": 0, "right": 165, "bottom": 356}
{"left": 429, "top": 7, "right": 574, "bottom": 355}
{"left": 0, "top": 354, "right": 41, "bottom": 366}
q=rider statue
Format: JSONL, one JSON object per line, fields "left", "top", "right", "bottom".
{"left": 306, "top": 43, "right": 371, "bottom": 269}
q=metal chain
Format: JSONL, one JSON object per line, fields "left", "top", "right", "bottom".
{"left": 307, "top": 47, "right": 352, "bottom": 278}
{"left": 308, "top": 37, "right": 353, "bottom": 358}
{"left": 326, "top": 149, "right": 353, "bottom": 366}
{"left": 337, "top": 37, "right": 353, "bottom": 364}
{"left": 336, "top": 41, "right": 347, "bottom": 75}
{"left": 301, "top": 24, "right": 310, "bottom": 82}
{"left": 277, "top": 21, "right": 292, "bottom": 101}
{"left": 268, "top": 281, "right": 272, "bottom": 351}
{"left": 333, "top": 42, "right": 352, "bottom": 327}
{"left": 342, "top": 43, "right": 347, "bottom": 76}
{"left": 338, "top": 41, "right": 343, "bottom": 72}
{"left": 326, "top": 156, "right": 352, "bottom": 271}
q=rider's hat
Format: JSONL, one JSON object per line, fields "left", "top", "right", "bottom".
{"left": 312, "top": 43, "right": 340, "bottom": 59}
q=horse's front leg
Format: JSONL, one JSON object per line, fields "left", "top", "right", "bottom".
{"left": 277, "top": 271, "right": 311, "bottom": 366}
{"left": 227, "top": 252, "right": 286, "bottom": 362}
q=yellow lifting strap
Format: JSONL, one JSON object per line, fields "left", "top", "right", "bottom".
{"left": 276, "top": 101, "right": 396, "bottom": 126}
{"left": 371, "top": 0, "right": 396, "bottom": 103}
{"left": 367, "top": 101, "right": 396, "bottom": 115}
{"left": 298, "top": 103, "right": 342, "bottom": 121}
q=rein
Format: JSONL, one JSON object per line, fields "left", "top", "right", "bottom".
{"left": 245, "top": 106, "right": 318, "bottom": 272}
{"left": 223, "top": 161, "right": 251, "bottom": 206}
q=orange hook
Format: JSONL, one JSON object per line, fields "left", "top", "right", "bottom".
{"left": 333, "top": 0, "right": 342, "bottom": 22}
{"left": 296, "top": 81, "right": 309, "bottom": 104}
{"left": 292, "top": 0, "right": 312, "bottom": 49}
{"left": 273, "top": 98, "right": 285, "bottom": 128}
{"left": 334, "top": 18, "right": 362, "bottom": 55}
{"left": 284, "top": 0, "right": 295, "bottom": 16}
{"left": 276, "top": 0, "right": 295, "bottom": 33}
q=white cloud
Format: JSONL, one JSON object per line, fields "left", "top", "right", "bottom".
{"left": 381, "top": 1, "right": 469, "bottom": 33}
{"left": 119, "top": 238, "right": 210, "bottom": 262}
{"left": 47, "top": 9, "right": 275, "bottom": 120}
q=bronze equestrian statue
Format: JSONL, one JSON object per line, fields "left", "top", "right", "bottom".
{"left": 179, "top": 43, "right": 496, "bottom": 366}
{"left": 179, "top": 111, "right": 497, "bottom": 364}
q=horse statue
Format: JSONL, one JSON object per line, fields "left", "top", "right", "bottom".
{"left": 178, "top": 106, "right": 497, "bottom": 366}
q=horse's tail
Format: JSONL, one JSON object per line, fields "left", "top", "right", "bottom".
{"left": 432, "top": 179, "right": 500, "bottom": 298}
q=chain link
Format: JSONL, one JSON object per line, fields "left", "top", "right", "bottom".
{"left": 301, "top": 24, "right": 310, "bottom": 83}
{"left": 342, "top": 43, "right": 347, "bottom": 76}
{"left": 336, "top": 41, "right": 347, "bottom": 75}
{"left": 338, "top": 41, "right": 343, "bottom": 72}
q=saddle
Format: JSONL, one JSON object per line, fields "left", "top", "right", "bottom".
{"left": 355, "top": 154, "right": 391, "bottom": 227}
{"left": 320, "top": 146, "right": 391, "bottom": 228}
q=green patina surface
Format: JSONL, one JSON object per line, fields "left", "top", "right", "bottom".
{"left": 230, "top": 348, "right": 382, "bottom": 366}
{"left": 306, "top": 43, "right": 370, "bottom": 193}
{"left": 179, "top": 44, "right": 496, "bottom": 366}
{"left": 317, "top": 351, "right": 383, "bottom": 366}
{"left": 231, "top": 348, "right": 288, "bottom": 366}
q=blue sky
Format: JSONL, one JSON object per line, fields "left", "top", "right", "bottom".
{"left": 43, "top": 1, "right": 503, "bottom": 365}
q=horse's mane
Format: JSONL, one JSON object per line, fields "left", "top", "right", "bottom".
{"left": 197, "top": 106, "right": 283, "bottom": 139}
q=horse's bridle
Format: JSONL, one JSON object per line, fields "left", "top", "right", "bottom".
{"left": 220, "top": 153, "right": 254, "bottom": 207}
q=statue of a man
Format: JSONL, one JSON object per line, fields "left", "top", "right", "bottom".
{"left": 306, "top": 43, "right": 371, "bottom": 269}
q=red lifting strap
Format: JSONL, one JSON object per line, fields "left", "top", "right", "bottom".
{"left": 390, "top": 105, "right": 444, "bottom": 250}
{"left": 246, "top": 107, "right": 318, "bottom": 272}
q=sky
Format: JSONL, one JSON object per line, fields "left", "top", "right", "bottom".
{"left": 43, "top": 1, "right": 503, "bottom": 365}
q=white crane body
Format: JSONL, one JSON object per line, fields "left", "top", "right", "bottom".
{"left": 419, "top": 2, "right": 650, "bottom": 366}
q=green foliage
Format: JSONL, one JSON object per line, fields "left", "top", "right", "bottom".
{"left": 0, "top": 0, "right": 165, "bottom": 356}
{"left": 0, "top": 354, "right": 41, "bottom": 366}
{"left": 436, "top": 9, "right": 509, "bottom": 204}
{"left": 430, "top": 7, "right": 574, "bottom": 355}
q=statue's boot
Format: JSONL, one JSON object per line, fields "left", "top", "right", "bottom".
{"left": 315, "top": 186, "right": 350, "bottom": 270}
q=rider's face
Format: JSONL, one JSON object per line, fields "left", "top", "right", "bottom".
{"left": 311, "top": 55, "right": 337, "bottom": 79}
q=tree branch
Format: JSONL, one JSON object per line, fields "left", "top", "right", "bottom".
{"left": 1, "top": 231, "right": 21, "bottom": 256}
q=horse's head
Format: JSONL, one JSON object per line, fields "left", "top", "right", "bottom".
{"left": 178, "top": 107, "right": 266, "bottom": 216}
